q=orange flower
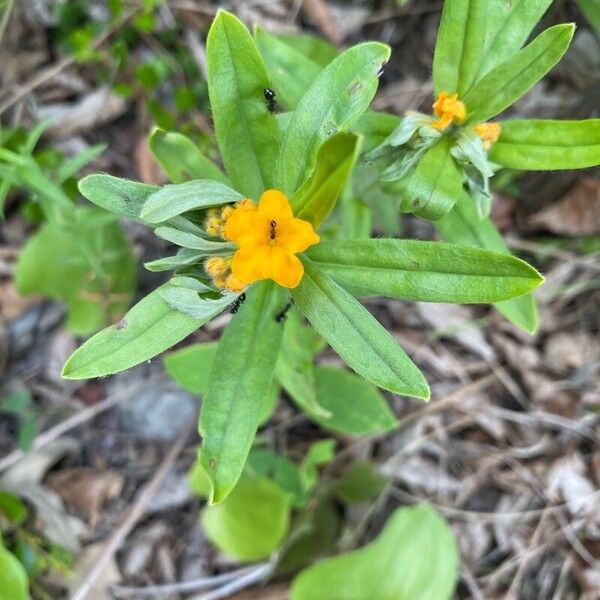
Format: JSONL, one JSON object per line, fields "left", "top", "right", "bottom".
{"left": 432, "top": 92, "right": 466, "bottom": 131}
{"left": 223, "top": 190, "right": 320, "bottom": 289}
{"left": 474, "top": 122, "right": 501, "bottom": 150}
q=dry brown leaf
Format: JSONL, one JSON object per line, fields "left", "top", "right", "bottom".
{"left": 135, "top": 136, "right": 168, "bottom": 185}
{"left": 45, "top": 467, "right": 124, "bottom": 528}
{"left": 529, "top": 178, "right": 600, "bottom": 236}
{"left": 0, "top": 280, "right": 41, "bottom": 320}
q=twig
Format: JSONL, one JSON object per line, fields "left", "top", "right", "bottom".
{"left": 110, "top": 566, "right": 262, "bottom": 597}
{"left": 0, "top": 378, "right": 151, "bottom": 472}
{"left": 71, "top": 412, "right": 197, "bottom": 600}
{"left": 189, "top": 563, "right": 274, "bottom": 600}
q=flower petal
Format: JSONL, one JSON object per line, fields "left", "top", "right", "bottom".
{"left": 268, "top": 248, "right": 304, "bottom": 288}
{"left": 224, "top": 201, "right": 267, "bottom": 246}
{"left": 258, "top": 189, "right": 294, "bottom": 221}
{"left": 231, "top": 245, "right": 271, "bottom": 284}
{"left": 277, "top": 218, "right": 320, "bottom": 253}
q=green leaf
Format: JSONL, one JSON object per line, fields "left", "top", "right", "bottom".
{"left": 148, "top": 128, "right": 229, "bottom": 184}
{"left": 292, "top": 259, "right": 429, "bottom": 400}
{"left": 276, "top": 42, "right": 390, "bottom": 196}
{"left": 154, "top": 227, "right": 234, "bottom": 251}
{"left": 0, "top": 491, "right": 28, "bottom": 525}
{"left": 275, "top": 33, "right": 338, "bottom": 67}
{"left": 386, "top": 136, "right": 462, "bottom": 220}
{"left": 310, "top": 366, "right": 397, "bottom": 435}
{"left": 275, "top": 310, "right": 328, "bottom": 419}
{"left": 479, "top": 0, "right": 553, "bottom": 77}
{"left": 291, "top": 504, "right": 458, "bottom": 600}
{"left": 334, "top": 460, "right": 387, "bottom": 504}
{"left": 463, "top": 24, "right": 575, "bottom": 123}
{"left": 298, "top": 439, "right": 336, "bottom": 494}
{"left": 0, "top": 544, "right": 29, "bottom": 600}
{"left": 140, "top": 180, "right": 244, "bottom": 224}
{"left": 352, "top": 111, "right": 401, "bottom": 154}
{"left": 293, "top": 132, "right": 360, "bottom": 228}
{"left": 201, "top": 475, "right": 291, "bottom": 561}
{"left": 207, "top": 10, "right": 280, "bottom": 199}
{"left": 435, "top": 193, "right": 538, "bottom": 333}
{"left": 62, "top": 284, "right": 216, "bottom": 379}
{"left": 56, "top": 143, "right": 106, "bottom": 183}
{"left": 489, "top": 119, "right": 600, "bottom": 170}
{"left": 199, "top": 282, "right": 285, "bottom": 504}
{"left": 432, "top": 0, "right": 487, "bottom": 95}
{"left": 247, "top": 449, "right": 305, "bottom": 506}
{"left": 158, "top": 286, "right": 234, "bottom": 319}
{"left": 78, "top": 174, "right": 159, "bottom": 222}
{"left": 307, "top": 238, "right": 543, "bottom": 303}
{"left": 255, "top": 27, "right": 324, "bottom": 109}
{"left": 15, "top": 209, "right": 136, "bottom": 335}
{"left": 577, "top": 0, "right": 600, "bottom": 36}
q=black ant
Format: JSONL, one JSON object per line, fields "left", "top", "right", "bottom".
{"left": 230, "top": 292, "right": 246, "bottom": 314}
{"left": 264, "top": 88, "right": 276, "bottom": 112}
{"left": 275, "top": 300, "right": 293, "bottom": 323}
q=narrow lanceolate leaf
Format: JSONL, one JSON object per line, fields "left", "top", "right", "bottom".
{"left": 276, "top": 42, "right": 390, "bottom": 197}
{"left": 435, "top": 193, "right": 538, "bottom": 333}
{"left": 62, "top": 285, "right": 216, "bottom": 379}
{"left": 149, "top": 128, "right": 229, "bottom": 184}
{"left": 200, "top": 282, "right": 285, "bottom": 504}
{"left": 308, "top": 239, "right": 543, "bottom": 304}
{"left": 432, "top": 0, "right": 488, "bottom": 95}
{"left": 463, "top": 24, "right": 575, "bottom": 123}
{"left": 479, "top": 0, "right": 553, "bottom": 77}
{"left": 207, "top": 10, "right": 281, "bottom": 200}
{"left": 78, "top": 174, "right": 158, "bottom": 222}
{"left": 159, "top": 286, "right": 235, "bottom": 320}
{"left": 490, "top": 119, "right": 600, "bottom": 170}
{"left": 292, "top": 259, "right": 429, "bottom": 400}
{"left": 293, "top": 132, "right": 361, "bottom": 228}
{"left": 154, "top": 227, "right": 234, "bottom": 251}
{"left": 386, "top": 136, "right": 462, "bottom": 221}
{"left": 140, "top": 180, "right": 244, "bottom": 224}
{"left": 255, "top": 27, "right": 323, "bottom": 109}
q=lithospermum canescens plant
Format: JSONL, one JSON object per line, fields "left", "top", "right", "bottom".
{"left": 62, "top": 10, "right": 544, "bottom": 505}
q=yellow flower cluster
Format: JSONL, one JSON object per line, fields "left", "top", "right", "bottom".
{"left": 205, "top": 190, "right": 320, "bottom": 292}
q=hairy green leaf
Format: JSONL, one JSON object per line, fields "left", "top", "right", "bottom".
{"left": 463, "top": 24, "right": 575, "bottom": 123}
{"left": 149, "top": 128, "right": 229, "bottom": 184}
{"left": 292, "top": 260, "right": 429, "bottom": 399}
{"left": 308, "top": 239, "right": 543, "bottom": 303}
{"left": 490, "top": 119, "right": 600, "bottom": 170}
{"left": 433, "top": 0, "right": 488, "bottom": 95}
{"left": 207, "top": 10, "right": 280, "bottom": 199}
{"left": 199, "top": 282, "right": 285, "bottom": 504}
{"left": 276, "top": 42, "right": 390, "bottom": 196}
{"left": 293, "top": 132, "right": 361, "bottom": 228}
{"left": 291, "top": 504, "right": 458, "bottom": 600}
{"left": 435, "top": 193, "right": 538, "bottom": 333}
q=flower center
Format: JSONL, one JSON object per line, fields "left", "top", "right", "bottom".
{"left": 269, "top": 219, "right": 277, "bottom": 243}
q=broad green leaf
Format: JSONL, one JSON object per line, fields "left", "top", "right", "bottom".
{"left": 248, "top": 449, "right": 305, "bottom": 507}
{"left": 292, "top": 260, "right": 429, "bottom": 400}
{"left": 334, "top": 460, "right": 388, "bottom": 504}
{"left": 199, "top": 282, "right": 285, "bottom": 504}
{"left": 490, "top": 119, "right": 600, "bottom": 170}
{"left": 148, "top": 128, "right": 229, "bottom": 184}
{"left": 432, "top": 0, "right": 487, "bottom": 95}
{"left": 159, "top": 286, "right": 234, "bottom": 320}
{"left": 276, "top": 33, "right": 338, "bottom": 67}
{"left": 165, "top": 342, "right": 277, "bottom": 425}
{"left": 386, "top": 136, "right": 462, "bottom": 220}
{"left": 62, "top": 285, "right": 215, "bottom": 379}
{"left": 255, "top": 28, "right": 323, "bottom": 109}
{"left": 201, "top": 475, "right": 291, "bottom": 561}
{"left": 307, "top": 239, "right": 543, "bottom": 303}
{"left": 276, "top": 42, "right": 390, "bottom": 196}
{"left": 310, "top": 366, "right": 397, "bottom": 435}
{"left": 291, "top": 504, "right": 458, "bottom": 600}
{"left": 0, "top": 544, "right": 29, "bottom": 600}
{"left": 16, "top": 208, "right": 136, "bottom": 335}
{"left": 479, "top": 0, "right": 553, "bottom": 77}
{"left": 293, "top": 132, "right": 361, "bottom": 228}
{"left": 435, "top": 193, "right": 538, "bottom": 333}
{"left": 275, "top": 310, "right": 328, "bottom": 419}
{"left": 463, "top": 24, "right": 575, "bottom": 123}
{"left": 353, "top": 111, "right": 401, "bottom": 153}
{"left": 577, "top": 0, "right": 600, "bottom": 37}
{"left": 78, "top": 174, "right": 158, "bottom": 222}
{"left": 140, "top": 180, "right": 244, "bottom": 223}
{"left": 207, "top": 10, "right": 280, "bottom": 199}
